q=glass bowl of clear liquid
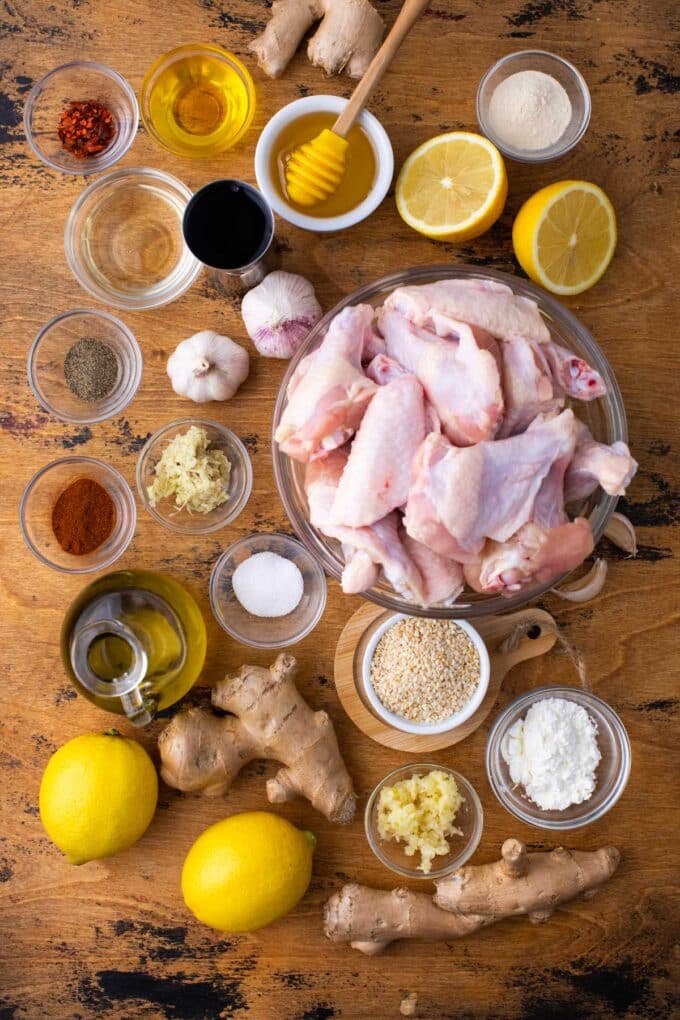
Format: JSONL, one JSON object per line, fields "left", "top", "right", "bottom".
{"left": 65, "top": 166, "right": 202, "bottom": 310}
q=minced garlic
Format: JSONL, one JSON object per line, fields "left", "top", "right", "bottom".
{"left": 147, "top": 425, "right": 231, "bottom": 514}
{"left": 376, "top": 769, "right": 464, "bottom": 874}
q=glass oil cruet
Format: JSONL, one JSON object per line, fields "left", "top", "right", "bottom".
{"left": 61, "top": 570, "right": 207, "bottom": 725}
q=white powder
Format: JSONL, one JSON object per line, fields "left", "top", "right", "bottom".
{"left": 232, "top": 551, "right": 304, "bottom": 618}
{"left": 501, "top": 697, "right": 601, "bottom": 810}
{"left": 487, "top": 70, "right": 572, "bottom": 151}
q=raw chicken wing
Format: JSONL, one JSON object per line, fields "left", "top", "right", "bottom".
{"left": 274, "top": 304, "right": 376, "bottom": 462}
{"left": 406, "top": 409, "right": 580, "bottom": 555}
{"left": 305, "top": 449, "right": 424, "bottom": 601}
{"left": 565, "top": 421, "right": 638, "bottom": 501}
{"left": 385, "top": 278, "right": 550, "bottom": 345}
{"left": 379, "top": 309, "right": 503, "bottom": 445}
{"left": 402, "top": 532, "right": 464, "bottom": 606}
{"left": 465, "top": 518, "right": 594, "bottom": 594}
{"left": 332, "top": 373, "right": 426, "bottom": 528}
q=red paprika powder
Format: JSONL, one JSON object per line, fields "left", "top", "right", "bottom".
{"left": 52, "top": 478, "right": 116, "bottom": 555}
{"left": 58, "top": 100, "right": 115, "bottom": 159}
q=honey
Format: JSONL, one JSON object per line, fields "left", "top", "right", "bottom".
{"left": 272, "top": 113, "right": 377, "bottom": 218}
{"left": 142, "top": 45, "right": 255, "bottom": 158}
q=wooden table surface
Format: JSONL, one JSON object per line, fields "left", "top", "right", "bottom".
{"left": 1, "top": 1, "right": 678, "bottom": 1017}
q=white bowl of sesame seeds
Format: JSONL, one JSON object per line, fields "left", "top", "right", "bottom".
{"left": 362, "top": 615, "right": 490, "bottom": 736}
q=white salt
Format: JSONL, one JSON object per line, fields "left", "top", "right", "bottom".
{"left": 232, "top": 551, "right": 304, "bottom": 618}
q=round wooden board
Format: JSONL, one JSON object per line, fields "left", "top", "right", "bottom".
{"left": 334, "top": 603, "right": 558, "bottom": 752}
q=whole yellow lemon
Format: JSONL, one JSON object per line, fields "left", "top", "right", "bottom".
{"left": 182, "top": 812, "right": 315, "bottom": 932}
{"left": 39, "top": 731, "right": 158, "bottom": 865}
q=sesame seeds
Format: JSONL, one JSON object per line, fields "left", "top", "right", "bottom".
{"left": 370, "top": 619, "right": 481, "bottom": 723}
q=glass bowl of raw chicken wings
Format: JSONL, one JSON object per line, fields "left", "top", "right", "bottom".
{"left": 272, "top": 266, "right": 637, "bottom": 618}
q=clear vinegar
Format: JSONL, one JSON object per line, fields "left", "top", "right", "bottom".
{"left": 272, "top": 112, "right": 377, "bottom": 218}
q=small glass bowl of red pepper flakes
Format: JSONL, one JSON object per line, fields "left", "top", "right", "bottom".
{"left": 24, "top": 61, "right": 138, "bottom": 175}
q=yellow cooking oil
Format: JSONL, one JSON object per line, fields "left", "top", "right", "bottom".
{"left": 61, "top": 570, "right": 207, "bottom": 716}
{"left": 273, "top": 112, "right": 377, "bottom": 218}
{"left": 143, "top": 45, "right": 255, "bottom": 157}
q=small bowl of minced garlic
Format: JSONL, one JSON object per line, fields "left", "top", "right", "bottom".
{"left": 365, "top": 764, "right": 484, "bottom": 879}
{"left": 137, "top": 418, "right": 252, "bottom": 534}
{"left": 362, "top": 615, "right": 490, "bottom": 736}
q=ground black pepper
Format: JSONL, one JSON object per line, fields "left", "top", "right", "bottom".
{"left": 64, "top": 338, "right": 118, "bottom": 403}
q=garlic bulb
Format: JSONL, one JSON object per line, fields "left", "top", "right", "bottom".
{"left": 167, "top": 331, "right": 249, "bottom": 403}
{"left": 241, "top": 271, "right": 322, "bottom": 359}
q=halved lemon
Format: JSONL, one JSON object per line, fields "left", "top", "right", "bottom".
{"left": 396, "top": 132, "right": 508, "bottom": 242}
{"left": 513, "top": 181, "right": 617, "bottom": 296}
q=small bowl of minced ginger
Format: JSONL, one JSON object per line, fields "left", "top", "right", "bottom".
{"left": 362, "top": 615, "right": 490, "bottom": 735}
{"left": 365, "top": 764, "right": 484, "bottom": 879}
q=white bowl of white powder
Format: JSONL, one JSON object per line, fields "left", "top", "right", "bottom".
{"left": 486, "top": 687, "right": 631, "bottom": 830}
{"left": 476, "top": 51, "right": 591, "bottom": 163}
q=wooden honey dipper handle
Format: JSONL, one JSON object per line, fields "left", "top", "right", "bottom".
{"left": 333, "top": 0, "right": 432, "bottom": 138}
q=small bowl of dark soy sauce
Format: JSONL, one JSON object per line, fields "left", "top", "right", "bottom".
{"left": 182, "top": 179, "right": 275, "bottom": 288}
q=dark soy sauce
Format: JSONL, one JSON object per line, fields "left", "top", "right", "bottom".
{"left": 183, "top": 180, "right": 272, "bottom": 270}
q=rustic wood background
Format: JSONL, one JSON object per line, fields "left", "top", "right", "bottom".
{"left": 1, "top": 1, "right": 678, "bottom": 1017}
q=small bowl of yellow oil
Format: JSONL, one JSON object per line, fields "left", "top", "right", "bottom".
{"left": 141, "top": 43, "right": 255, "bottom": 158}
{"left": 255, "top": 95, "right": 394, "bottom": 233}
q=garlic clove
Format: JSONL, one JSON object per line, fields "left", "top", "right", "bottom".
{"left": 550, "top": 558, "right": 608, "bottom": 602}
{"left": 241, "top": 270, "right": 323, "bottom": 359}
{"left": 603, "top": 512, "right": 637, "bottom": 556}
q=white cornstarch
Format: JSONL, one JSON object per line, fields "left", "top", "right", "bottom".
{"left": 501, "top": 697, "right": 601, "bottom": 810}
{"left": 487, "top": 70, "right": 572, "bottom": 151}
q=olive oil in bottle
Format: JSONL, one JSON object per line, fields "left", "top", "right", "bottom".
{"left": 61, "top": 570, "right": 207, "bottom": 725}
{"left": 272, "top": 112, "right": 377, "bottom": 218}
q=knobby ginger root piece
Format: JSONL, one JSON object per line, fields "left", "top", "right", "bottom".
{"left": 324, "top": 883, "right": 483, "bottom": 956}
{"left": 158, "top": 653, "right": 356, "bottom": 824}
{"left": 250, "top": 0, "right": 384, "bottom": 79}
{"left": 324, "top": 839, "right": 620, "bottom": 953}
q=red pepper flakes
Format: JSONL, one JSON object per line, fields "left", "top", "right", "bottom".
{"left": 58, "top": 99, "right": 116, "bottom": 159}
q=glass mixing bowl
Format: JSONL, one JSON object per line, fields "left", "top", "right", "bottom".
{"left": 272, "top": 265, "right": 628, "bottom": 618}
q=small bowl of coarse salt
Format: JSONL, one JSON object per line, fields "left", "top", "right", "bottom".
{"left": 361, "top": 615, "right": 490, "bottom": 736}
{"left": 210, "top": 532, "right": 327, "bottom": 649}
{"left": 476, "top": 50, "right": 591, "bottom": 163}
{"left": 486, "top": 687, "right": 631, "bottom": 830}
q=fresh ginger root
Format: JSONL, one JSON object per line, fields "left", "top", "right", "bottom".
{"left": 250, "top": 0, "right": 384, "bottom": 79}
{"left": 158, "top": 653, "right": 356, "bottom": 824}
{"left": 324, "top": 839, "right": 620, "bottom": 954}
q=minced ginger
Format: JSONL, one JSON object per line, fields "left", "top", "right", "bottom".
{"left": 147, "top": 425, "right": 231, "bottom": 514}
{"left": 376, "top": 770, "right": 464, "bottom": 874}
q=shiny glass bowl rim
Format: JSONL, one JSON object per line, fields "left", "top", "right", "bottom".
{"left": 476, "top": 50, "right": 591, "bottom": 163}
{"left": 209, "top": 531, "right": 328, "bottom": 648}
{"left": 485, "top": 685, "right": 632, "bottom": 830}
{"left": 64, "top": 166, "right": 202, "bottom": 310}
{"left": 23, "top": 60, "right": 139, "bottom": 175}
{"left": 140, "top": 43, "right": 256, "bottom": 157}
{"left": 136, "top": 417, "right": 253, "bottom": 534}
{"left": 27, "top": 307, "right": 142, "bottom": 424}
{"left": 272, "top": 263, "right": 628, "bottom": 619}
{"left": 19, "top": 455, "right": 137, "bottom": 573}
{"left": 364, "top": 763, "right": 484, "bottom": 879}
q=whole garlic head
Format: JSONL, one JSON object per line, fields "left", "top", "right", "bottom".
{"left": 241, "top": 270, "right": 322, "bottom": 359}
{"left": 167, "top": 330, "right": 249, "bottom": 403}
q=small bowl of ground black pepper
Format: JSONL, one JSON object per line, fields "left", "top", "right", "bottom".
{"left": 362, "top": 615, "right": 490, "bottom": 736}
{"left": 28, "top": 309, "right": 142, "bottom": 424}
{"left": 24, "top": 61, "right": 138, "bottom": 175}
{"left": 20, "top": 456, "right": 136, "bottom": 573}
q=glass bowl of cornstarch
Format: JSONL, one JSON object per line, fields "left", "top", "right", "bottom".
{"left": 486, "top": 686, "right": 631, "bottom": 830}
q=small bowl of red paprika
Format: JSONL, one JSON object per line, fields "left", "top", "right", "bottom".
{"left": 24, "top": 61, "right": 138, "bottom": 175}
{"left": 20, "top": 457, "right": 136, "bottom": 573}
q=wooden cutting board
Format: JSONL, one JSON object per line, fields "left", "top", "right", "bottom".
{"left": 334, "top": 603, "right": 557, "bottom": 751}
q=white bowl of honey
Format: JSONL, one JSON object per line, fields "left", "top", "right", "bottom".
{"left": 255, "top": 95, "right": 394, "bottom": 233}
